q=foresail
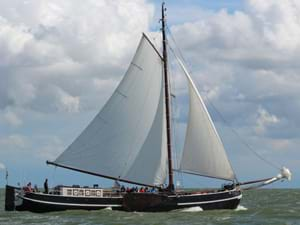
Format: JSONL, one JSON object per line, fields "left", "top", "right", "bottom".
{"left": 176, "top": 57, "right": 235, "bottom": 181}
{"left": 52, "top": 35, "right": 168, "bottom": 186}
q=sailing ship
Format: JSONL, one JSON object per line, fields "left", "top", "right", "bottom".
{"left": 5, "top": 3, "right": 291, "bottom": 213}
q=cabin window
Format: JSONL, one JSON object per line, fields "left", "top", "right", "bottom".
{"left": 78, "top": 189, "right": 84, "bottom": 196}
{"left": 73, "top": 189, "right": 78, "bottom": 196}
{"left": 67, "top": 189, "right": 72, "bottom": 195}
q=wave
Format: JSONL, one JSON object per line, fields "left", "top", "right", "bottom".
{"left": 235, "top": 205, "right": 248, "bottom": 211}
{"left": 181, "top": 206, "right": 203, "bottom": 212}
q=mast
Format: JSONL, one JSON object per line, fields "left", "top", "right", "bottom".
{"left": 161, "top": 2, "right": 174, "bottom": 192}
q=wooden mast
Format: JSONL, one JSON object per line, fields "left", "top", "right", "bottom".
{"left": 161, "top": 2, "right": 174, "bottom": 192}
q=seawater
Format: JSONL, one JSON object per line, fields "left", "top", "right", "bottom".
{"left": 0, "top": 189, "right": 299, "bottom": 225}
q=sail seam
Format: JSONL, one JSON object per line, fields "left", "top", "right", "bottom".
{"left": 115, "top": 90, "right": 127, "bottom": 98}
{"left": 131, "top": 62, "right": 143, "bottom": 71}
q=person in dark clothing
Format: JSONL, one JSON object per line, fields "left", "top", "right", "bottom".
{"left": 44, "top": 178, "right": 49, "bottom": 194}
{"left": 120, "top": 185, "right": 125, "bottom": 192}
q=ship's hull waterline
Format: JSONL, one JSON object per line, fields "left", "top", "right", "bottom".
{"left": 6, "top": 185, "right": 241, "bottom": 213}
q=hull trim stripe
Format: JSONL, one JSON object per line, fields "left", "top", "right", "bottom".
{"left": 169, "top": 189, "right": 238, "bottom": 197}
{"left": 21, "top": 196, "right": 122, "bottom": 207}
{"left": 177, "top": 194, "right": 242, "bottom": 206}
{"left": 26, "top": 192, "right": 123, "bottom": 199}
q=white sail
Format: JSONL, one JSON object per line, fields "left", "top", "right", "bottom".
{"left": 176, "top": 57, "right": 235, "bottom": 181}
{"left": 53, "top": 35, "right": 168, "bottom": 186}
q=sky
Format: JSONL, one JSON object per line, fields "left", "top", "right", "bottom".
{"left": 0, "top": 0, "right": 299, "bottom": 189}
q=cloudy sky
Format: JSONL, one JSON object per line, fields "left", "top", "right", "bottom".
{"left": 0, "top": 0, "right": 299, "bottom": 188}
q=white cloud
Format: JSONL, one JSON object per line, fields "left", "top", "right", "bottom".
{"left": 0, "top": 162, "right": 5, "bottom": 170}
{"left": 2, "top": 108, "right": 23, "bottom": 126}
{"left": 269, "top": 139, "right": 291, "bottom": 151}
{"left": 35, "top": 136, "right": 64, "bottom": 161}
{"left": 202, "top": 86, "right": 220, "bottom": 100}
{"left": 0, "top": 0, "right": 154, "bottom": 113}
{"left": 248, "top": 0, "right": 300, "bottom": 50}
{"left": 0, "top": 134, "right": 28, "bottom": 149}
{"left": 1, "top": 0, "right": 299, "bottom": 187}
{"left": 0, "top": 0, "right": 156, "bottom": 181}
{"left": 255, "top": 107, "right": 279, "bottom": 135}
{"left": 170, "top": 0, "right": 300, "bottom": 139}
{"left": 0, "top": 133, "right": 66, "bottom": 161}
{"left": 53, "top": 86, "right": 80, "bottom": 113}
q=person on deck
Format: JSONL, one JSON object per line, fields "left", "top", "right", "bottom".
{"left": 121, "top": 185, "right": 125, "bottom": 192}
{"left": 26, "top": 182, "right": 32, "bottom": 192}
{"left": 44, "top": 178, "right": 49, "bottom": 194}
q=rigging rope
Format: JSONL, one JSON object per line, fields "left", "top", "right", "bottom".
{"left": 166, "top": 25, "right": 281, "bottom": 171}
{"left": 51, "top": 166, "right": 57, "bottom": 188}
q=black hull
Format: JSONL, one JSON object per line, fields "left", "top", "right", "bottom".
{"left": 9, "top": 186, "right": 123, "bottom": 213}
{"left": 16, "top": 195, "right": 122, "bottom": 213}
{"left": 123, "top": 190, "right": 242, "bottom": 212}
{"left": 6, "top": 185, "right": 241, "bottom": 213}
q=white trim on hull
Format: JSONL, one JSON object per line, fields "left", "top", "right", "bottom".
{"left": 26, "top": 192, "right": 123, "bottom": 199}
{"left": 177, "top": 194, "right": 242, "bottom": 206}
{"left": 20, "top": 196, "right": 122, "bottom": 207}
{"left": 169, "top": 189, "right": 239, "bottom": 197}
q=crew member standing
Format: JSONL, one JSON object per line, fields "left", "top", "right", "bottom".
{"left": 44, "top": 178, "right": 49, "bottom": 194}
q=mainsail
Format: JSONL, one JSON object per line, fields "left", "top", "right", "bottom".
{"left": 176, "top": 57, "right": 236, "bottom": 181}
{"left": 50, "top": 34, "right": 168, "bottom": 186}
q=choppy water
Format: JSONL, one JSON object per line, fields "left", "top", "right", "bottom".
{"left": 1, "top": 189, "right": 299, "bottom": 225}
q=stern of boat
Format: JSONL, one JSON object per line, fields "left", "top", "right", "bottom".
{"left": 5, "top": 185, "right": 23, "bottom": 211}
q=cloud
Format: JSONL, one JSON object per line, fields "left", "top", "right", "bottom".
{"left": 247, "top": 0, "right": 300, "bottom": 50}
{"left": 53, "top": 86, "right": 80, "bottom": 113}
{"left": 0, "top": 0, "right": 157, "bottom": 186}
{"left": 0, "top": 134, "right": 28, "bottom": 149}
{"left": 0, "top": 0, "right": 299, "bottom": 187}
{"left": 2, "top": 107, "right": 23, "bottom": 126}
{"left": 0, "top": 133, "right": 65, "bottom": 161}
{"left": 166, "top": 1, "right": 300, "bottom": 185}
{"left": 170, "top": 0, "right": 300, "bottom": 140}
{"left": 0, "top": 162, "right": 5, "bottom": 170}
{"left": 269, "top": 139, "right": 291, "bottom": 151}
{"left": 0, "top": 0, "right": 154, "bottom": 114}
{"left": 33, "top": 135, "right": 65, "bottom": 161}
{"left": 255, "top": 107, "right": 279, "bottom": 135}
